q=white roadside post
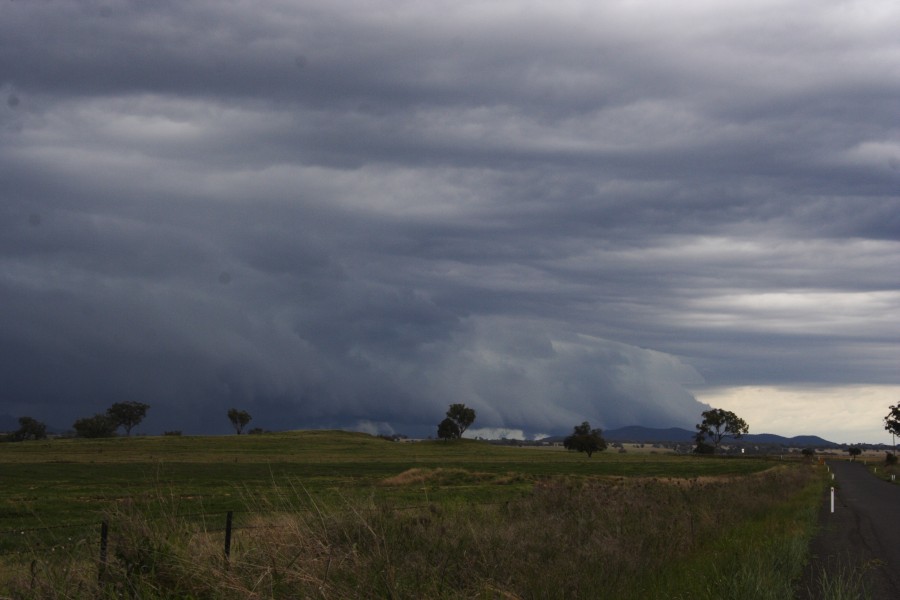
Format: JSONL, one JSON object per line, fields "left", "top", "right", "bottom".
{"left": 830, "top": 487, "right": 835, "bottom": 513}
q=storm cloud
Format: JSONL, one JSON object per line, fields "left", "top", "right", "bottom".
{"left": 2, "top": 1, "right": 899, "bottom": 440}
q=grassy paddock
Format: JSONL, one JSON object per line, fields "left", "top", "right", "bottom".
{"left": 0, "top": 432, "right": 824, "bottom": 598}
{"left": 0, "top": 432, "right": 777, "bottom": 532}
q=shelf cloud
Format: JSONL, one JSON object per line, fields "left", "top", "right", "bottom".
{"left": 2, "top": 1, "right": 899, "bottom": 440}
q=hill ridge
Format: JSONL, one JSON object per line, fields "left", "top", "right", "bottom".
{"left": 601, "top": 425, "right": 838, "bottom": 447}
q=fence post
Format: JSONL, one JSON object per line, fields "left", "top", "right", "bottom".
{"left": 98, "top": 520, "right": 109, "bottom": 582}
{"left": 224, "top": 511, "right": 233, "bottom": 568}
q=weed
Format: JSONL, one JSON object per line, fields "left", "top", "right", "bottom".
{"left": 813, "top": 562, "right": 872, "bottom": 600}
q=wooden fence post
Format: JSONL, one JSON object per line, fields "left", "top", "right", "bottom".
{"left": 98, "top": 520, "right": 109, "bottom": 582}
{"left": 224, "top": 511, "right": 233, "bottom": 568}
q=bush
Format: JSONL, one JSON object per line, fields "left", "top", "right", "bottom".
{"left": 694, "top": 441, "right": 715, "bottom": 454}
{"left": 886, "top": 452, "right": 898, "bottom": 465}
{"left": 72, "top": 414, "right": 118, "bottom": 438}
{"left": 11, "top": 416, "right": 47, "bottom": 441}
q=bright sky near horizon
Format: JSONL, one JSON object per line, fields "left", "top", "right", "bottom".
{"left": 1, "top": 1, "right": 899, "bottom": 442}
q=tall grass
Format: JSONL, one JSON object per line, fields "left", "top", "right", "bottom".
{"left": 811, "top": 560, "right": 872, "bottom": 600}
{"left": 4, "top": 464, "right": 822, "bottom": 599}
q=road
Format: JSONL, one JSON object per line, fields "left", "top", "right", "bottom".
{"left": 800, "top": 460, "right": 900, "bottom": 599}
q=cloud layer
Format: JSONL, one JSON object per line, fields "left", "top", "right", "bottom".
{"left": 2, "top": 1, "right": 899, "bottom": 439}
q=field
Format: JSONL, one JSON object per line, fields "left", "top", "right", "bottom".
{"left": 0, "top": 431, "right": 826, "bottom": 599}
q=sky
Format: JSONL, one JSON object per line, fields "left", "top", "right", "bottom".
{"left": 1, "top": 0, "right": 899, "bottom": 443}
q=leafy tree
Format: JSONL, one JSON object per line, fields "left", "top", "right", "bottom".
{"left": 884, "top": 404, "right": 900, "bottom": 439}
{"left": 11, "top": 416, "right": 47, "bottom": 441}
{"left": 73, "top": 414, "right": 118, "bottom": 438}
{"left": 563, "top": 421, "right": 607, "bottom": 458}
{"left": 695, "top": 408, "right": 748, "bottom": 453}
{"left": 106, "top": 401, "right": 150, "bottom": 436}
{"left": 847, "top": 446, "right": 862, "bottom": 458}
{"left": 445, "top": 403, "right": 476, "bottom": 437}
{"left": 693, "top": 431, "right": 715, "bottom": 455}
{"left": 801, "top": 447, "right": 816, "bottom": 459}
{"left": 227, "top": 408, "right": 252, "bottom": 434}
{"left": 437, "top": 417, "right": 460, "bottom": 440}
{"left": 886, "top": 452, "right": 898, "bottom": 466}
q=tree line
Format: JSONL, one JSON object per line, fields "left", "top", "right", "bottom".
{"left": 42, "top": 399, "right": 900, "bottom": 455}
{"left": 0, "top": 402, "right": 152, "bottom": 441}
{"left": 10, "top": 398, "right": 900, "bottom": 449}
{"left": 3, "top": 405, "right": 257, "bottom": 440}
{"left": 4, "top": 394, "right": 755, "bottom": 449}
{"left": 433, "top": 402, "right": 753, "bottom": 458}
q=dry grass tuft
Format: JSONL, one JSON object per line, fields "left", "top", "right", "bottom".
{"left": 379, "top": 467, "right": 512, "bottom": 487}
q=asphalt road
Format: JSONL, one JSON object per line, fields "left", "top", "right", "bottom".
{"left": 800, "top": 460, "right": 900, "bottom": 599}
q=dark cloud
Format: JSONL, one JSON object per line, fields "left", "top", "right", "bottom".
{"left": 2, "top": 1, "right": 899, "bottom": 439}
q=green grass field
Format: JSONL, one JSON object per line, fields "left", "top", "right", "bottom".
{"left": 0, "top": 431, "right": 826, "bottom": 599}
{"left": 0, "top": 431, "right": 776, "bottom": 529}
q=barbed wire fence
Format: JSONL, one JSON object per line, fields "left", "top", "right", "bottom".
{"left": 0, "top": 496, "right": 517, "bottom": 587}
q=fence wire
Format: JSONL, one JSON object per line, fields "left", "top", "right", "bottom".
{"left": 0, "top": 497, "right": 517, "bottom": 559}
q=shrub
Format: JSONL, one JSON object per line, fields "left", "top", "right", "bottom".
{"left": 11, "top": 416, "right": 47, "bottom": 441}
{"left": 694, "top": 441, "right": 716, "bottom": 454}
{"left": 72, "top": 414, "right": 118, "bottom": 438}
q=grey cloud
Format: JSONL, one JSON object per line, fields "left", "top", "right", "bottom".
{"left": 2, "top": 1, "right": 899, "bottom": 438}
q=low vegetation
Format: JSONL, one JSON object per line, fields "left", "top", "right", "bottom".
{"left": 0, "top": 431, "right": 825, "bottom": 599}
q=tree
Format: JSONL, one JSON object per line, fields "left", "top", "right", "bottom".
{"left": 437, "top": 417, "right": 460, "bottom": 441}
{"left": 445, "top": 403, "right": 476, "bottom": 437}
{"left": 695, "top": 408, "right": 749, "bottom": 453}
{"left": 847, "top": 447, "right": 862, "bottom": 458}
{"left": 227, "top": 408, "right": 252, "bottom": 434}
{"left": 801, "top": 447, "right": 816, "bottom": 460}
{"left": 884, "top": 404, "right": 900, "bottom": 439}
{"left": 11, "top": 416, "right": 47, "bottom": 441}
{"left": 106, "top": 401, "right": 150, "bottom": 436}
{"left": 563, "top": 421, "right": 607, "bottom": 458}
{"left": 73, "top": 414, "right": 118, "bottom": 438}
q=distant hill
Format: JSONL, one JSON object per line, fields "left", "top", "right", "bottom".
{"left": 603, "top": 426, "right": 696, "bottom": 443}
{"left": 744, "top": 433, "right": 837, "bottom": 447}
{"left": 601, "top": 425, "right": 839, "bottom": 447}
